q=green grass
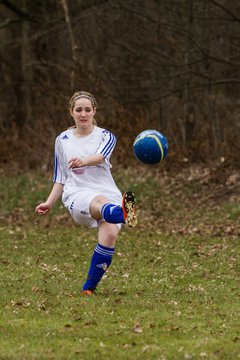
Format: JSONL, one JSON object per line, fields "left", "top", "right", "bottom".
{"left": 0, "top": 169, "right": 240, "bottom": 359}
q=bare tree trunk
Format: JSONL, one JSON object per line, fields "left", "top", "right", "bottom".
{"left": 59, "top": 0, "right": 77, "bottom": 90}
{"left": 201, "top": 1, "right": 222, "bottom": 153}
{"left": 21, "top": 0, "right": 33, "bottom": 127}
{"left": 183, "top": 0, "right": 195, "bottom": 147}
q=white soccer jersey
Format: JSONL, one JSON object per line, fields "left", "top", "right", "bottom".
{"left": 53, "top": 126, "right": 122, "bottom": 211}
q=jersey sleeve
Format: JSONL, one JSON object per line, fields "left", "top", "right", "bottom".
{"left": 96, "top": 130, "right": 117, "bottom": 165}
{"left": 52, "top": 136, "right": 68, "bottom": 184}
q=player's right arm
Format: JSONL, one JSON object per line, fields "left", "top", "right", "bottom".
{"left": 36, "top": 135, "right": 67, "bottom": 215}
{"left": 35, "top": 182, "right": 64, "bottom": 215}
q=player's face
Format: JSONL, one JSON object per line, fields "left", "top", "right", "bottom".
{"left": 71, "top": 98, "right": 96, "bottom": 130}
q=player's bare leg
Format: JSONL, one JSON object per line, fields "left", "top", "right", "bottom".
{"left": 98, "top": 221, "right": 119, "bottom": 247}
{"left": 82, "top": 197, "right": 119, "bottom": 295}
{"left": 81, "top": 194, "right": 137, "bottom": 295}
{"left": 89, "top": 195, "right": 108, "bottom": 220}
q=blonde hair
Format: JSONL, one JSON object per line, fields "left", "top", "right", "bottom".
{"left": 69, "top": 91, "right": 98, "bottom": 111}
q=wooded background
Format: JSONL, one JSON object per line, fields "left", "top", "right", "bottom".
{"left": 1, "top": 0, "right": 240, "bottom": 171}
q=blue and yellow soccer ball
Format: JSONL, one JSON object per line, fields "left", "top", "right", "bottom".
{"left": 133, "top": 130, "right": 169, "bottom": 165}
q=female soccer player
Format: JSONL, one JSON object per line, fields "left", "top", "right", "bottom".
{"left": 35, "top": 91, "right": 137, "bottom": 295}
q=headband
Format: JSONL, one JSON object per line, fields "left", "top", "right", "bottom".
{"left": 71, "top": 95, "right": 94, "bottom": 106}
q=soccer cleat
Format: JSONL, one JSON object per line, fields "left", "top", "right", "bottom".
{"left": 81, "top": 288, "right": 96, "bottom": 296}
{"left": 81, "top": 290, "right": 93, "bottom": 296}
{"left": 122, "top": 191, "right": 137, "bottom": 228}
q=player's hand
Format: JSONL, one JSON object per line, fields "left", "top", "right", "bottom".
{"left": 35, "top": 202, "right": 51, "bottom": 215}
{"left": 68, "top": 157, "right": 87, "bottom": 169}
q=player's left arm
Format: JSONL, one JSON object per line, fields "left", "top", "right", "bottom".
{"left": 68, "top": 154, "right": 104, "bottom": 168}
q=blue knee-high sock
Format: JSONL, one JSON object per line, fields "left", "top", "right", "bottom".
{"left": 82, "top": 244, "right": 115, "bottom": 291}
{"left": 101, "top": 203, "right": 124, "bottom": 224}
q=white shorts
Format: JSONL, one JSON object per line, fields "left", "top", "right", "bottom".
{"left": 66, "top": 190, "right": 122, "bottom": 229}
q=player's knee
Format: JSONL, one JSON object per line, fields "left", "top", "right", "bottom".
{"left": 106, "top": 227, "right": 118, "bottom": 243}
{"left": 90, "top": 196, "right": 109, "bottom": 219}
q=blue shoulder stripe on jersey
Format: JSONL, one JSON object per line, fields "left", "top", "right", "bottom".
{"left": 101, "top": 132, "right": 116, "bottom": 157}
{"left": 53, "top": 155, "right": 58, "bottom": 182}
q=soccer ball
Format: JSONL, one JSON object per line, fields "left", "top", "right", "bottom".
{"left": 133, "top": 130, "right": 169, "bottom": 164}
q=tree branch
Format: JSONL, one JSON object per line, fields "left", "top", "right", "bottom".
{"left": 208, "top": 0, "right": 240, "bottom": 22}
{"left": 0, "top": 0, "right": 33, "bottom": 19}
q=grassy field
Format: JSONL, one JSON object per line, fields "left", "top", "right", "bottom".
{"left": 0, "top": 167, "right": 240, "bottom": 359}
